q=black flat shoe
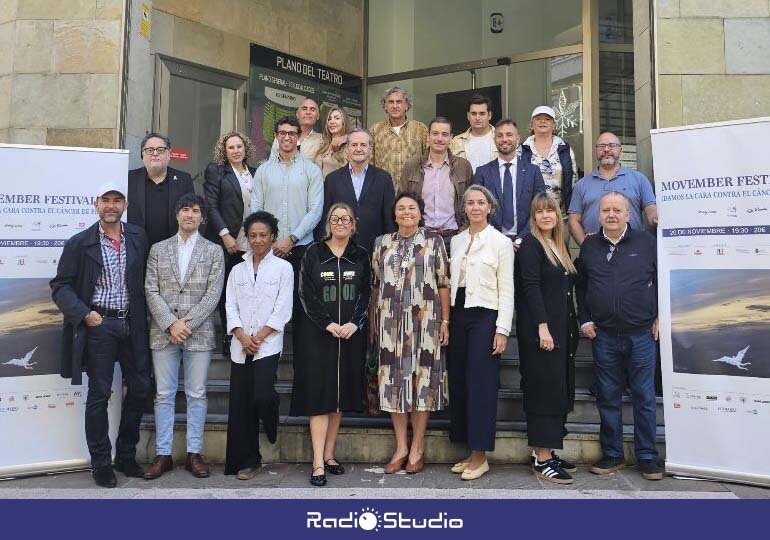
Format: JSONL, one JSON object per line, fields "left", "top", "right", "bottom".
{"left": 310, "top": 466, "right": 327, "bottom": 487}
{"left": 92, "top": 465, "right": 117, "bottom": 488}
{"left": 113, "top": 458, "right": 144, "bottom": 478}
{"left": 324, "top": 459, "right": 345, "bottom": 475}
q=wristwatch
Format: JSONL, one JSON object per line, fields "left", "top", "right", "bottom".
{"left": 289, "top": 234, "right": 299, "bottom": 244}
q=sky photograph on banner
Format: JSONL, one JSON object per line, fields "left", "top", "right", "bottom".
{"left": 247, "top": 44, "right": 362, "bottom": 160}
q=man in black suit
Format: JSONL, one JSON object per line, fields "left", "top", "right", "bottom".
{"left": 472, "top": 119, "right": 546, "bottom": 249}
{"left": 50, "top": 183, "right": 151, "bottom": 488}
{"left": 127, "top": 132, "right": 195, "bottom": 246}
{"left": 317, "top": 128, "right": 396, "bottom": 253}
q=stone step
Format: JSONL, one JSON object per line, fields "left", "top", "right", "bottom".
{"left": 173, "top": 381, "right": 664, "bottom": 426}
{"left": 136, "top": 413, "right": 666, "bottom": 465}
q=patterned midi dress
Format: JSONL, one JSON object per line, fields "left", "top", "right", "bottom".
{"left": 371, "top": 228, "right": 450, "bottom": 413}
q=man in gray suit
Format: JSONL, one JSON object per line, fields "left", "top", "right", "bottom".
{"left": 144, "top": 193, "right": 224, "bottom": 479}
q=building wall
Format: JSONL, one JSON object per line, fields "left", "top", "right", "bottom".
{"left": 634, "top": 0, "right": 770, "bottom": 179}
{"left": 124, "top": 0, "right": 364, "bottom": 168}
{"left": 0, "top": 0, "right": 125, "bottom": 148}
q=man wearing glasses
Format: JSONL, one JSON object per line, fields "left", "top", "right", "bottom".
{"left": 567, "top": 132, "right": 657, "bottom": 245}
{"left": 252, "top": 116, "right": 324, "bottom": 375}
{"left": 574, "top": 191, "right": 662, "bottom": 481}
{"left": 128, "top": 133, "right": 195, "bottom": 246}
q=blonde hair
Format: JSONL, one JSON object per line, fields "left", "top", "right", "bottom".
{"left": 324, "top": 202, "right": 357, "bottom": 239}
{"left": 316, "top": 106, "right": 350, "bottom": 165}
{"left": 212, "top": 131, "right": 256, "bottom": 165}
{"left": 529, "top": 192, "right": 576, "bottom": 274}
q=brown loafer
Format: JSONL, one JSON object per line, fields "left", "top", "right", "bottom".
{"left": 144, "top": 455, "right": 173, "bottom": 480}
{"left": 406, "top": 455, "right": 425, "bottom": 474}
{"left": 383, "top": 455, "right": 408, "bottom": 474}
{"left": 185, "top": 452, "right": 210, "bottom": 478}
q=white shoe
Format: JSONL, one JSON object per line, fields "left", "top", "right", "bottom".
{"left": 461, "top": 460, "right": 489, "bottom": 480}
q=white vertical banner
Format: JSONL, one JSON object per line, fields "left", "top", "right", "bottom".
{"left": 0, "top": 144, "right": 126, "bottom": 478}
{"left": 651, "top": 118, "right": 770, "bottom": 487}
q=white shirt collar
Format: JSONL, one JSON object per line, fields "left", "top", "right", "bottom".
{"left": 497, "top": 156, "right": 517, "bottom": 168}
{"left": 602, "top": 224, "right": 628, "bottom": 245}
{"left": 177, "top": 231, "right": 199, "bottom": 247}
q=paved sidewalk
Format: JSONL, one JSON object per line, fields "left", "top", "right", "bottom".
{"left": 1, "top": 463, "right": 768, "bottom": 499}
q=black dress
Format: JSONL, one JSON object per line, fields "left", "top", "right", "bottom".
{"left": 291, "top": 240, "right": 370, "bottom": 416}
{"left": 514, "top": 234, "right": 579, "bottom": 449}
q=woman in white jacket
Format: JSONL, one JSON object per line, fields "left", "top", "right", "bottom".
{"left": 448, "top": 185, "right": 514, "bottom": 480}
{"left": 224, "top": 211, "right": 293, "bottom": 480}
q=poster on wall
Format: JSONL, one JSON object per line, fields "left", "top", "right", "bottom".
{"left": 0, "top": 144, "right": 123, "bottom": 478}
{"left": 248, "top": 44, "right": 363, "bottom": 160}
{"left": 651, "top": 117, "right": 770, "bottom": 487}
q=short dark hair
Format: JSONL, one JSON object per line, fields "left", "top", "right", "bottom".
{"left": 274, "top": 116, "right": 301, "bottom": 134}
{"left": 174, "top": 193, "right": 206, "bottom": 219}
{"left": 468, "top": 94, "right": 492, "bottom": 112}
{"left": 391, "top": 191, "right": 426, "bottom": 227}
{"left": 495, "top": 118, "right": 518, "bottom": 130}
{"left": 141, "top": 132, "right": 170, "bottom": 151}
{"left": 428, "top": 116, "right": 452, "bottom": 132}
{"left": 243, "top": 211, "right": 279, "bottom": 239}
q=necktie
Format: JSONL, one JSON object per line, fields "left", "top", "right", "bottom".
{"left": 502, "top": 162, "right": 515, "bottom": 231}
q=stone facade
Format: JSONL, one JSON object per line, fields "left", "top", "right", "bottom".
{"left": 2, "top": 0, "right": 363, "bottom": 155}
{"left": 0, "top": 0, "right": 124, "bottom": 147}
{"left": 631, "top": 1, "right": 770, "bottom": 178}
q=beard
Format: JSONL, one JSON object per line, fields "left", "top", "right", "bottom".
{"left": 600, "top": 155, "right": 618, "bottom": 166}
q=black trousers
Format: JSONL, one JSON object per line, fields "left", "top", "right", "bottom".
{"left": 217, "top": 249, "right": 245, "bottom": 332}
{"left": 448, "top": 288, "right": 500, "bottom": 452}
{"left": 225, "top": 353, "right": 280, "bottom": 474}
{"left": 526, "top": 413, "right": 568, "bottom": 449}
{"left": 85, "top": 317, "right": 149, "bottom": 467}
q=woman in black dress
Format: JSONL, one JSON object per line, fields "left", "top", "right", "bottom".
{"left": 515, "top": 192, "right": 579, "bottom": 484}
{"left": 295, "top": 202, "right": 370, "bottom": 486}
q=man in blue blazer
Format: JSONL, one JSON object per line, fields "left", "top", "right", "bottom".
{"left": 472, "top": 119, "right": 546, "bottom": 247}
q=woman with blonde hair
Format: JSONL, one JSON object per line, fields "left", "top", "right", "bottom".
{"left": 315, "top": 106, "right": 351, "bottom": 177}
{"left": 204, "top": 131, "right": 257, "bottom": 353}
{"left": 514, "top": 191, "right": 579, "bottom": 484}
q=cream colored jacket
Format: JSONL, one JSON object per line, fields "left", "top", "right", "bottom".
{"left": 449, "top": 126, "right": 498, "bottom": 164}
{"left": 449, "top": 224, "right": 514, "bottom": 335}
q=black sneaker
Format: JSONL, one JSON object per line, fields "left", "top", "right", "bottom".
{"left": 529, "top": 451, "right": 577, "bottom": 473}
{"left": 589, "top": 455, "right": 626, "bottom": 475}
{"left": 638, "top": 459, "right": 664, "bottom": 480}
{"left": 533, "top": 458, "right": 574, "bottom": 485}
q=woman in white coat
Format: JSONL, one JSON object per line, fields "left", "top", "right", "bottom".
{"left": 447, "top": 184, "right": 514, "bottom": 480}
{"left": 224, "top": 211, "right": 293, "bottom": 480}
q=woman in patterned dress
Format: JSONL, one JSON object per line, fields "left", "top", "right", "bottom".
{"left": 519, "top": 106, "right": 578, "bottom": 216}
{"left": 371, "top": 191, "right": 450, "bottom": 474}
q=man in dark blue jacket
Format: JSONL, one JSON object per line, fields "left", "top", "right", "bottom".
{"left": 472, "top": 119, "right": 546, "bottom": 248}
{"left": 50, "top": 183, "right": 150, "bottom": 488}
{"left": 575, "top": 191, "right": 662, "bottom": 481}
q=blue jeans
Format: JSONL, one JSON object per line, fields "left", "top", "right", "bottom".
{"left": 152, "top": 343, "right": 211, "bottom": 455}
{"left": 592, "top": 327, "right": 658, "bottom": 461}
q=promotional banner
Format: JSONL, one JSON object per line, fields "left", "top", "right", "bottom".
{"left": 248, "top": 44, "right": 363, "bottom": 159}
{"left": 0, "top": 144, "right": 124, "bottom": 478}
{"left": 651, "top": 117, "right": 770, "bottom": 486}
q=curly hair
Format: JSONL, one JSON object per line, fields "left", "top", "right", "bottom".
{"left": 212, "top": 131, "right": 257, "bottom": 165}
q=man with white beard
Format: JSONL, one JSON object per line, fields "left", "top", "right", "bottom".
{"left": 567, "top": 132, "right": 657, "bottom": 245}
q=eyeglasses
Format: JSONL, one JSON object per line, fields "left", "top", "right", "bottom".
{"left": 329, "top": 215, "right": 353, "bottom": 225}
{"left": 595, "top": 143, "right": 621, "bottom": 150}
{"left": 606, "top": 244, "right": 616, "bottom": 262}
{"left": 276, "top": 130, "right": 299, "bottom": 138}
{"left": 142, "top": 147, "right": 169, "bottom": 155}
{"left": 541, "top": 158, "right": 553, "bottom": 175}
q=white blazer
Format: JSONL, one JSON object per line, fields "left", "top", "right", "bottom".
{"left": 449, "top": 224, "right": 515, "bottom": 335}
{"left": 225, "top": 250, "right": 294, "bottom": 362}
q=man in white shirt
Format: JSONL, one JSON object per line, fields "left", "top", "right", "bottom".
{"left": 144, "top": 193, "right": 225, "bottom": 480}
{"left": 270, "top": 98, "right": 322, "bottom": 160}
{"left": 450, "top": 94, "right": 498, "bottom": 173}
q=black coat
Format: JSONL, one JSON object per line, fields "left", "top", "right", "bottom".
{"left": 315, "top": 164, "right": 396, "bottom": 254}
{"left": 292, "top": 240, "right": 371, "bottom": 415}
{"left": 127, "top": 166, "right": 195, "bottom": 236}
{"left": 514, "top": 234, "right": 578, "bottom": 415}
{"left": 203, "top": 162, "right": 257, "bottom": 245}
{"left": 50, "top": 222, "right": 150, "bottom": 385}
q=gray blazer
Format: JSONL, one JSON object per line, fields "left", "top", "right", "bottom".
{"left": 145, "top": 234, "right": 225, "bottom": 351}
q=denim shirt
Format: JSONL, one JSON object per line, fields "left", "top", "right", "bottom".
{"left": 251, "top": 153, "right": 324, "bottom": 246}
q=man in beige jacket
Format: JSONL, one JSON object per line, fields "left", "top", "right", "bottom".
{"left": 449, "top": 94, "right": 498, "bottom": 173}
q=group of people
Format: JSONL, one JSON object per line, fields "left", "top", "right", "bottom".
{"left": 50, "top": 86, "right": 661, "bottom": 490}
